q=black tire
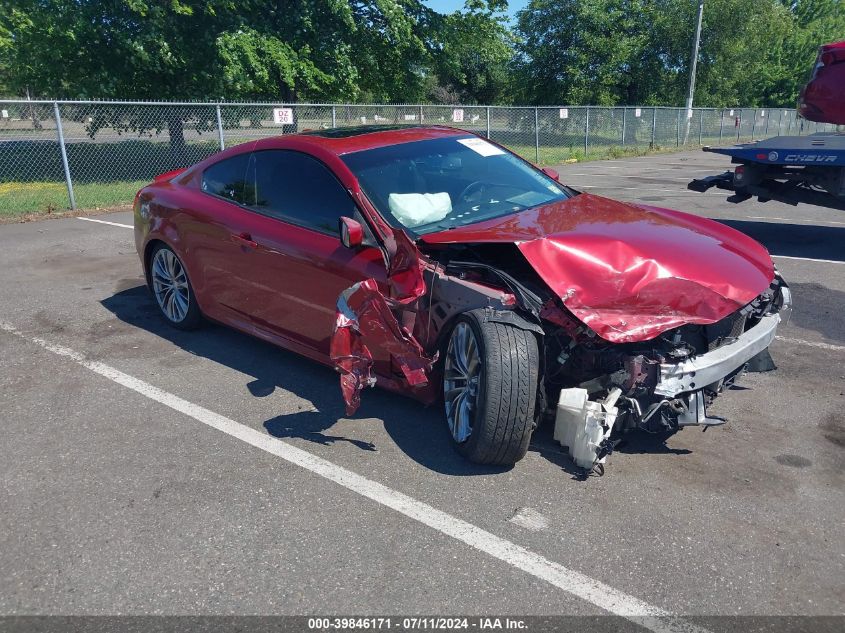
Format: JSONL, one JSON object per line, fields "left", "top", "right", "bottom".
{"left": 444, "top": 309, "right": 540, "bottom": 465}
{"left": 148, "top": 243, "right": 202, "bottom": 330}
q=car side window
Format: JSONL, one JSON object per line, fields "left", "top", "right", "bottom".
{"left": 201, "top": 153, "right": 252, "bottom": 204}
{"left": 249, "top": 150, "right": 357, "bottom": 235}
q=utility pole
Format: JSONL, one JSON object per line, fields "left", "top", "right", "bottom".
{"left": 683, "top": 0, "right": 705, "bottom": 144}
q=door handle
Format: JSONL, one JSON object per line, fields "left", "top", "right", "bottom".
{"left": 231, "top": 232, "right": 258, "bottom": 248}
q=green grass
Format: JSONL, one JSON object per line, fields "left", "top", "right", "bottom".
{"left": 0, "top": 180, "right": 148, "bottom": 217}
{"left": 501, "top": 139, "right": 710, "bottom": 167}
{"left": 0, "top": 137, "right": 219, "bottom": 219}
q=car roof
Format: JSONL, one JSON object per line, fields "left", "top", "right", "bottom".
{"left": 252, "top": 125, "right": 469, "bottom": 156}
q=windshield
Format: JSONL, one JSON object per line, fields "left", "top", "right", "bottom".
{"left": 341, "top": 135, "right": 571, "bottom": 235}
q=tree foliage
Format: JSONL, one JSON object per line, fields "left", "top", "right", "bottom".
{"left": 514, "top": 0, "right": 845, "bottom": 108}
{"left": 1, "top": 0, "right": 843, "bottom": 107}
{"left": 0, "top": 0, "right": 514, "bottom": 103}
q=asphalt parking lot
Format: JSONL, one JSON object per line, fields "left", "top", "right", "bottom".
{"left": 0, "top": 149, "right": 842, "bottom": 627}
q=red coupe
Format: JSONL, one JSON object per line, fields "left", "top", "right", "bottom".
{"left": 134, "top": 126, "right": 791, "bottom": 472}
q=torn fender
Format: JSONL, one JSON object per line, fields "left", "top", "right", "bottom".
{"left": 330, "top": 279, "right": 437, "bottom": 415}
{"left": 382, "top": 227, "right": 427, "bottom": 303}
{"left": 421, "top": 194, "right": 775, "bottom": 343}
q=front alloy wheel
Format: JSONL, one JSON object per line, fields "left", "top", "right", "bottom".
{"left": 442, "top": 310, "right": 539, "bottom": 466}
{"left": 444, "top": 322, "right": 482, "bottom": 443}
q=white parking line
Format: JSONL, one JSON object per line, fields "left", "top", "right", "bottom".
{"left": 0, "top": 320, "right": 706, "bottom": 633}
{"left": 775, "top": 336, "right": 845, "bottom": 352}
{"left": 563, "top": 169, "right": 716, "bottom": 176}
{"left": 77, "top": 217, "right": 134, "bottom": 229}
{"left": 771, "top": 254, "right": 845, "bottom": 265}
{"left": 747, "top": 216, "right": 845, "bottom": 227}
{"left": 579, "top": 185, "right": 722, "bottom": 194}
{"left": 568, "top": 175, "right": 699, "bottom": 182}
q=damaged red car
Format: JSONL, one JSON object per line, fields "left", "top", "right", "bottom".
{"left": 134, "top": 125, "right": 791, "bottom": 472}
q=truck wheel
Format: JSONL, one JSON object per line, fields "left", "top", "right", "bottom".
{"left": 443, "top": 309, "right": 539, "bottom": 465}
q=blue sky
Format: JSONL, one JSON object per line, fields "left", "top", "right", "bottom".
{"left": 423, "top": 0, "right": 528, "bottom": 22}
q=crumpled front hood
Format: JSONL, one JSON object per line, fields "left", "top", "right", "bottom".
{"left": 421, "top": 193, "right": 775, "bottom": 343}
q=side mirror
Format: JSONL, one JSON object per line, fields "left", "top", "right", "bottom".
{"left": 339, "top": 216, "right": 364, "bottom": 249}
{"left": 542, "top": 167, "right": 561, "bottom": 182}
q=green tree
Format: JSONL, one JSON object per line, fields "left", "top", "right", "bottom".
{"left": 513, "top": 0, "right": 844, "bottom": 108}
{"left": 0, "top": 0, "right": 512, "bottom": 104}
{"left": 512, "top": 0, "right": 656, "bottom": 105}
{"left": 428, "top": 0, "right": 514, "bottom": 104}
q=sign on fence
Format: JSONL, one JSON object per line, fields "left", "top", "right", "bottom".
{"left": 452, "top": 109, "right": 464, "bottom": 123}
{"left": 272, "top": 108, "right": 294, "bottom": 125}
{"left": 559, "top": 108, "right": 568, "bottom": 119}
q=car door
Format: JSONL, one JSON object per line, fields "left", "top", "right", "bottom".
{"left": 181, "top": 151, "right": 265, "bottom": 323}
{"left": 234, "top": 149, "right": 388, "bottom": 353}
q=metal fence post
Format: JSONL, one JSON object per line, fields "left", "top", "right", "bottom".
{"left": 764, "top": 111, "right": 769, "bottom": 137}
{"left": 621, "top": 107, "right": 627, "bottom": 147}
{"left": 53, "top": 101, "right": 76, "bottom": 210}
{"left": 676, "top": 108, "right": 680, "bottom": 147}
{"left": 331, "top": 105, "right": 337, "bottom": 128}
{"left": 534, "top": 107, "right": 540, "bottom": 163}
{"left": 751, "top": 109, "right": 757, "bottom": 140}
{"left": 737, "top": 111, "right": 741, "bottom": 142}
{"left": 651, "top": 108, "right": 656, "bottom": 148}
{"left": 698, "top": 110, "right": 703, "bottom": 145}
{"left": 215, "top": 104, "right": 225, "bottom": 151}
{"left": 418, "top": 105, "right": 423, "bottom": 123}
{"left": 486, "top": 106, "right": 491, "bottom": 139}
{"left": 584, "top": 106, "right": 590, "bottom": 156}
{"left": 719, "top": 110, "right": 724, "bottom": 143}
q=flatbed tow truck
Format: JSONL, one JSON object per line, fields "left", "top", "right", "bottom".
{"left": 689, "top": 40, "right": 845, "bottom": 211}
{"left": 688, "top": 132, "right": 845, "bottom": 210}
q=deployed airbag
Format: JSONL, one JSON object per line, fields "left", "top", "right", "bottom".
{"left": 388, "top": 192, "right": 452, "bottom": 228}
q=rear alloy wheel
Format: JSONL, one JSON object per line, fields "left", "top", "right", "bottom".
{"left": 150, "top": 244, "right": 201, "bottom": 330}
{"left": 443, "top": 309, "right": 539, "bottom": 466}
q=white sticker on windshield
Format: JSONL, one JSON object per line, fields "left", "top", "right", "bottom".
{"left": 457, "top": 137, "right": 505, "bottom": 157}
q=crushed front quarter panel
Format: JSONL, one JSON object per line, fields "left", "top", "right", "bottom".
{"left": 422, "top": 193, "right": 775, "bottom": 343}
{"left": 330, "top": 278, "right": 437, "bottom": 415}
{"left": 330, "top": 228, "right": 436, "bottom": 414}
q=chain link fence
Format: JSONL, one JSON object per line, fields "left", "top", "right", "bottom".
{"left": 0, "top": 100, "right": 836, "bottom": 214}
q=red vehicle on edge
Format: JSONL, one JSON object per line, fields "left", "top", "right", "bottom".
{"left": 798, "top": 40, "right": 845, "bottom": 125}
{"left": 134, "top": 125, "right": 791, "bottom": 473}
